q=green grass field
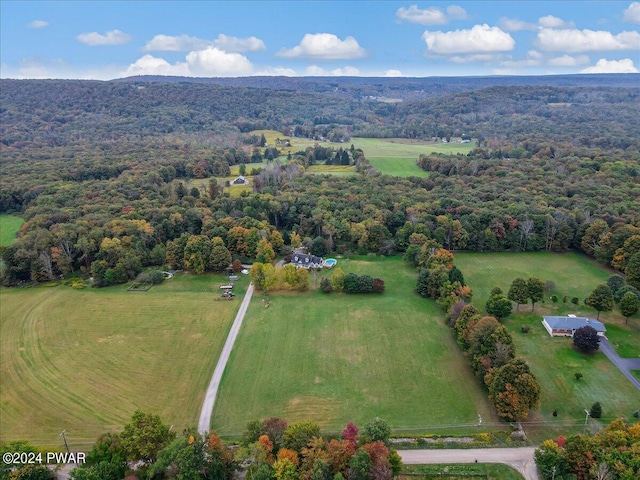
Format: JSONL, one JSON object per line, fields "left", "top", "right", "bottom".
{"left": 211, "top": 257, "right": 498, "bottom": 437}
{"left": 454, "top": 252, "right": 640, "bottom": 442}
{"left": 402, "top": 463, "right": 523, "bottom": 480}
{"left": 0, "top": 273, "right": 245, "bottom": 447}
{"left": 351, "top": 138, "right": 474, "bottom": 177}
{"left": 0, "top": 215, "right": 24, "bottom": 246}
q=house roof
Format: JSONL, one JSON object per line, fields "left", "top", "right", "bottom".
{"left": 291, "top": 253, "right": 323, "bottom": 265}
{"left": 543, "top": 316, "right": 606, "bottom": 332}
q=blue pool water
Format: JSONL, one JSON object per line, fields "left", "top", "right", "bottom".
{"left": 324, "top": 258, "right": 337, "bottom": 266}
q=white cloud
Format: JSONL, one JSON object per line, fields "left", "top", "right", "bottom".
{"left": 144, "top": 33, "right": 266, "bottom": 53}
{"left": 185, "top": 47, "right": 253, "bottom": 75}
{"left": 27, "top": 20, "right": 49, "bottom": 29}
{"left": 144, "top": 34, "right": 209, "bottom": 52}
{"left": 396, "top": 4, "right": 467, "bottom": 25}
{"left": 77, "top": 29, "right": 132, "bottom": 46}
{"left": 303, "top": 65, "right": 360, "bottom": 76}
{"left": 253, "top": 66, "right": 297, "bottom": 76}
{"left": 547, "top": 54, "right": 590, "bottom": 66}
{"left": 422, "top": 24, "right": 515, "bottom": 55}
{"left": 121, "top": 54, "right": 190, "bottom": 77}
{"left": 277, "top": 33, "right": 366, "bottom": 60}
{"left": 383, "top": 69, "right": 403, "bottom": 77}
{"left": 331, "top": 66, "right": 360, "bottom": 76}
{"left": 451, "top": 53, "right": 504, "bottom": 64}
{"left": 538, "top": 15, "right": 575, "bottom": 29}
{"left": 623, "top": 2, "right": 640, "bottom": 23}
{"left": 305, "top": 65, "right": 328, "bottom": 76}
{"left": 213, "top": 34, "right": 266, "bottom": 53}
{"left": 498, "top": 17, "right": 536, "bottom": 32}
{"left": 581, "top": 58, "right": 638, "bottom": 73}
{"left": 536, "top": 28, "right": 640, "bottom": 52}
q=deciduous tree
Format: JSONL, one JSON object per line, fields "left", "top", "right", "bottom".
{"left": 573, "top": 325, "right": 600, "bottom": 353}
{"left": 620, "top": 291, "right": 639, "bottom": 324}
{"left": 507, "top": 277, "right": 529, "bottom": 311}
{"left": 527, "top": 277, "right": 545, "bottom": 311}
{"left": 585, "top": 284, "right": 614, "bottom": 319}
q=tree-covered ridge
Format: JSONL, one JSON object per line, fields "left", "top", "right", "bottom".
{"left": 1, "top": 79, "right": 639, "bottom": 286}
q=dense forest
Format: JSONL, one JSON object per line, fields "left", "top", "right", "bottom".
{"left": 1, "top": 77, "right": 639, "bottom": 288}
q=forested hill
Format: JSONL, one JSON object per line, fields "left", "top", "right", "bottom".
{"left": 1, "top": 79, "right": 639, "bottom": 149}
{"left": 114, "top": 73, "right": 640, "bottom": 101}
{"left": 1, "top": 77, "right": 639, "bottom": 289}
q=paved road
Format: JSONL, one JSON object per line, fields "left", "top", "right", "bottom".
{"left": 600, "top": 337, "right": 640, "bottom": 391}
{"left": 198, "top": 282, "right": 255, "bottom": 435}
{"left": 398, "top": 447, "right": 539, "bottom": 480}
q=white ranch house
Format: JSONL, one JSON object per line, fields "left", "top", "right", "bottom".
{"left": 542, "top": 316, "right": 606, "bottom": 337}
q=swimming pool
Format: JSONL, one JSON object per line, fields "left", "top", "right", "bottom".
{"left": 324, "top": 258, "right": 337, "bottom": 267}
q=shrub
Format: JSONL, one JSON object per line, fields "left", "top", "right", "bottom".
{"left": 590, "top": 402, "right": 602, "bottom": 419}
{"left": 521, "top": 326, "right": 530, "bottom": 333}
{"left": 551, "top": 294, "right": 558, "bottom": 303}
{"left": 571, "top": 297, "right": 580, "bottom": 305}
{"left": 574, "top": 372, "right": 583, "bottom": 381}
{"left": 320, "top": 277, "right": 332, "bottom": 293}
{"left": 372, "top": 278, "right": 385, "bottom": 293}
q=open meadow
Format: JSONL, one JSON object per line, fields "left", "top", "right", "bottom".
{"left": 0, "top": 273, "right": 245, "bottom": 447}
{"left": 0, "top": 214, "right": 24, "bottom": 246}
{"left": 211, "top": 257, "right": 499, "bottom": 437}
{"left": 455, "top": 252, "right": 640, "bottom": 441}
{"left": 351, "top": 137, "right": 474, "bottom": 177}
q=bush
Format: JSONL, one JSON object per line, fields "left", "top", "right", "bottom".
{"left": 343, "top": 273, "right": 382, "bottom": 294}
{"left": 551, "top": 295, "right": 558, "bottom": 303}
{"left": 372, "top": 278, "right": 385, "bottom": 293}
{"left": 320, "top": 277, "right": 332, "bottom": 293}
{"left": 574, "top": 372, "right": 583, "bottom": 381}
{"left": 137, "top": 270, "right": 165, "bottom": 285}
{"left": 521, "top": 326, "right": 530, "bottom": 333}
{"left": 571, "top": 297, "right": 580, "bottom": 305}
{"left": 590, "top": 402, "right": 602, "bottom": 419}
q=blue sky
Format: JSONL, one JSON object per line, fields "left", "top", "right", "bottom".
{"left": 1, "top": 1, "right": 639, "bottom": 79}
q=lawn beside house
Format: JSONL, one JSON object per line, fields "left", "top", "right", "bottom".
{"left": 455, "top": 252, "right": 640, "bottom": 442}
{"left": 211, "top": 257, "right": 498, "bottom": 436}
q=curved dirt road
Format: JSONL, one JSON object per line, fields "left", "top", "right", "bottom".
{"left": 198, "top": 282, "right": 255, "bottom": 435}
{"left": 398, "top": 447, "right": 539, "bottom": 480}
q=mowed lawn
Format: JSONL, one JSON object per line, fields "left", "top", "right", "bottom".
{"left": 0, "top": 273, "right": 243, "bottom": 447}
{"left": 0, "top": 214, "right": 24, "bottom": 246}
{"left": 212, "top": 257, "right": 498, "bottom": 436}
{"left": 455, "top": 252, "right": 640, "bottom": 441}
{"left": 351, "top": 138, "right": 474, "bottom": 177}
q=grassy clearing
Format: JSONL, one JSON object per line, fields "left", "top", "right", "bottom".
{"left": 454, "top": 252, "right": 640, "bottom": 442}
{"left": 402, "top": 463, "right": 523, "bottom": 480}
{"left": 351, "top": 138, "right": 474, "bottom": 177}
{"left": 0, "top": 272, "right": 246, "bottom": 447}
{"left": 307, "top": 165, "right": 356, "bottom": 176}
{"left": 0, "top": 215, "right": 24, "bottom": 246}
{"left": 212, "top": 257, "right": 498, "bottom": 437}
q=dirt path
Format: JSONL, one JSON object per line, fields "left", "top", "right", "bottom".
{"left": 198, "top": 282, "right": 255, "bottom": 435}
{"left": 398, "top": 447, "right": 539, "bottom": 480}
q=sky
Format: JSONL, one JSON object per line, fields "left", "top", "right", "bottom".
{"left": 1, "top": 1, "right": 639, "bottom": 79}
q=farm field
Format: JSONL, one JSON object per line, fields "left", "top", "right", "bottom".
{"left": 351, "top": 137, "right": 474, "bottom": 177}
{"left": 455, "top": 252, "right": 640, "bottom": 442}
{"left": 0, "top": 214, "right": 24, "bottom": 246}
{"left": 0, "top": 273, "right": 245, "bottom": 447}
{"left": 211, "top": 257, "right": 499, "bottom": 437}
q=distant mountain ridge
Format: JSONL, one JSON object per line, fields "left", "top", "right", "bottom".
{"left": 113, "top": 73, "right": 640, "bottom": 101}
